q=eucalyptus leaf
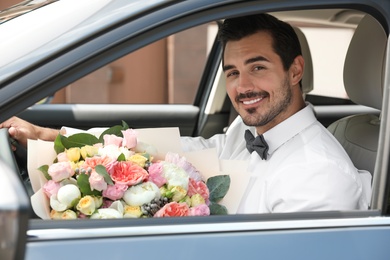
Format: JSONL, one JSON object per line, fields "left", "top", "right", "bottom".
{"left": 77, "top": 173, "right": 101, "bottom": 196}
{"left": 207, "top": 175, "right": 231, "bottom": 202}
{"left": 37, "top": 165, "right": 51, "bottom": 180}
{"left": 95, "top": 165, "right": 114, "bottom": 185}
{"left": 209, "top": 202, "right": 228, "bottom": 215}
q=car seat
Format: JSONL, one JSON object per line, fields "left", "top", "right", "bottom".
{"left": 327, "top": 14, "right": 387, "bottom": 175}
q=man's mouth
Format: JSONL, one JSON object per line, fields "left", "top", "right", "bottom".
{"left": 242, "top": 97, "right": 263, "bottom": 105}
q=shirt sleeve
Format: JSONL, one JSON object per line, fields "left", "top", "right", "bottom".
{"left": 180, "top": 134, "right": 226, "bottom": 155}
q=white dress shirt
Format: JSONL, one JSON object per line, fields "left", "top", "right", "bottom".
{"left": 181, "top": 105, "right": 372, "bottom": 213}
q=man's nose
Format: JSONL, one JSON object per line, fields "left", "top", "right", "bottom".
{"left": 237, "top": 73, "right": 254, "bottom": 93}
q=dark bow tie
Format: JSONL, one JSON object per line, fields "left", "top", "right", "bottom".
{"left": 245, "top": 129, "right": 269, "bottom": 160}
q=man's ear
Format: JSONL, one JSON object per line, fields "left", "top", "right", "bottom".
{"left": 290, "top": 55, "right": 304, "bottom": 86}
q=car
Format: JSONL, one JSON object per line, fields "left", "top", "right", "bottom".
{"left": 0, "top": 0, "right": 389, "bottom": 259}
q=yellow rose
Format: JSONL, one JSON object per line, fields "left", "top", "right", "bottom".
{"left": 61, "top": 210, "right": 78, "bottom": 219}
{"left": 66, "top": 147, "right": 81, "bottom": 162}
{"left": 80, "top": 145, "right": 99, "bottom": 159}
{"left": 93, "top": 196, "right": 103, "bottom": 208}
{"left": 129, "top": 154, "right": 148, "bottom": 168}
{"left": 190, "top": 194, "right": 205, "bottom": 207}
{"left": 124, "top": 205, "right": 142, "bottom": 218}
{"left": 171, "top": 186, "right": 187, "bottom": 202}
{"left": 181, "top": 196, "right": 192, "bottom": 206}
{"left": 76, "top": 195, "right": 96, "bottom": 215}
{"left": 50, "top": 209, "right": 63, "bottom": 220}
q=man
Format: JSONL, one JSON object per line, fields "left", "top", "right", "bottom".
{"left": 0, "top": 14, "right": 371, "bottom": 213}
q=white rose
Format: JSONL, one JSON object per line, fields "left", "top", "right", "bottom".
{"left": 90, "top": 208, "right": 123, "bottom": 219}
{"left": 135, "top": 141, "right": 158, "bottom": 158}
{"left": 50, "top": 184, "right": 81, "bottom": 211}
{"left": 123, "top": 181, "right": 160, "bottom": 206}
{"left": 98, "top": 144, "right": 133, "bottom": 159}
{"left": 162, "top": 162, "right": 189, "bottom": 189}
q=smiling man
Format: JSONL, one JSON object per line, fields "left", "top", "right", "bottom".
{"left": 0, "top": 14, "right": 372, "bottom": 214}
{"left": 182, "top": 14, "right": 372, "bottom": 213}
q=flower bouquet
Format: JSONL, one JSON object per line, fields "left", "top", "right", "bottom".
{"left": 29, "top": 122, "right": 231, "bottom": 219}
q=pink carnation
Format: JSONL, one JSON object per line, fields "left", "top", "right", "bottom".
{"left": 103, "top": 183, "right": 128, "bottom": 200}
{"left": 187, "top": 178, "right": 209, "bottom": 200}
{"left": 103, "top": 134, "right": 123, "bottom": 146}
{"left": 154, "top": 202, "right": 190, "bottom": 217}
{"left": 82, "top": 156, "right": 115, "bottom": 172}
{"left": 89, "top": 170, "right": 107, "bottom": 191}
{"left": 165, "top": 152, "right": 202, "bottom": 181}
{"left": 121, "top": 129, "right": 137, "bottom": 148}
{"left": 189, "top": 204, "right": 210, "bottom": 216}
{"left": 147, "top": 162, "right": 166, "bottom": 187}
{"left": 42, "top": 180, "right": 61, "bottom": 198}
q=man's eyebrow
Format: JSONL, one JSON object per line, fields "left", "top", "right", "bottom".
{"left": 245, "top": 56, "right": 270, "bottom": 65}
{"left": 223, "top": 56, "right": 270, "bottom": 72}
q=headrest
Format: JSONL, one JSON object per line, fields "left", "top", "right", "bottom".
{"left": 344, "top": 14, "right": 387, "bottom": 110}
{"left": 294, "top": 27, "right": 313, "bottom": 94}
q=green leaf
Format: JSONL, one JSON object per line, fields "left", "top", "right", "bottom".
{"left": 95, "top": 165, "right": 114, "bottom": 185}
{"left": 121, "top": 120, "right": 129, "bottom": 130}
{"left": 207, "top": 175, "right": 231, "bottom": 202}
{"left": 63, "top": 133, "right": 99, "bottom": 148}
{"left": 77, "top": 173, "right": 101, "bottom": 196}
{"left": 37, "top": 165, "right": 51, "bottom": 180}
{"left": 98, "top": 125, "right": 124, "bottom": 143}
{"left": 54, "top": 134, "right": 65, "bottom": 154}
{"left": 209, "top": 202, "right": 228, "bottom": 215}
{"left": 117, "top": 153, "right": 126, "bottom": 162}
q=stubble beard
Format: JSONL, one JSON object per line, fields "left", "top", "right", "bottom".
{"left": 240, "top": 76, "right": 292, "bottom": 127}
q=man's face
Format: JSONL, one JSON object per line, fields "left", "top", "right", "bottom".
{"left": 223, "top": 31, "right": 295, "bottom": 130}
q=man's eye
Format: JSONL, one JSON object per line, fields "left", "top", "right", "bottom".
{"left": 254, "top": 66, "right": 265, "bottom": 71}
{"left": 227, "top": 71, "right": 239, "bottom": 77}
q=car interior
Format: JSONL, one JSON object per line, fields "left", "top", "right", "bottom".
{"left": 327, "top": 14, "right": 386, "bottom": 176}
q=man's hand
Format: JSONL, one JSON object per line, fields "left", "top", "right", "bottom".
{"left": 0, "top": 116, "right": 60, "bottom": 149}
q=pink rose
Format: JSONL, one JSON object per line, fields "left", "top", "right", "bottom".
{"left": 111, "top": 161, "right": 148, "bottom": 186}
{"left": 89, "top": 171, "right": 107, "bottom": 191}
{"left": 56, "top": 152, "right": 68, "bottom": 162}
{"left": 42, "top": 180, "right": 61, "bottom": 198}
{"left": 103, "top": 183, "right": 128, "bottom": 200}
{"left": 187, "top": 178, "right": 209, "bottom": 200}
{"left": 121, "top": 129, "right": 137, "bottom": 148}
{"left": 103, "top": 134, "right": 123, "bottom": 146}
{"left": 154, "top": 202, "right": 189, "bottom": 217}
{"left": 189, "top": 204, "right": 210, "bottom": 216}
{"left": 147, "top": 162, "right": 166, "bottom": 187}
{"left": 48, "top": 161, "right": 74, "bottom": 182}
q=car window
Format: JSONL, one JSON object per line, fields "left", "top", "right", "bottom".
{"left": 51, "top": 22, "right": 218, "bottom": 105}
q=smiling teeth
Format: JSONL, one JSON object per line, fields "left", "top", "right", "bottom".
{"left": 243, "top": 98, "right": 262, "bottom": 105}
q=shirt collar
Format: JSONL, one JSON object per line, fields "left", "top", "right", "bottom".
{"left": 262, "top": 104, "right": 317, "bottom": 155}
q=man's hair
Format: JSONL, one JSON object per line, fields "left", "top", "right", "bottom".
{"left": 218, "top": 13, "right": 302, "bottom": 71}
